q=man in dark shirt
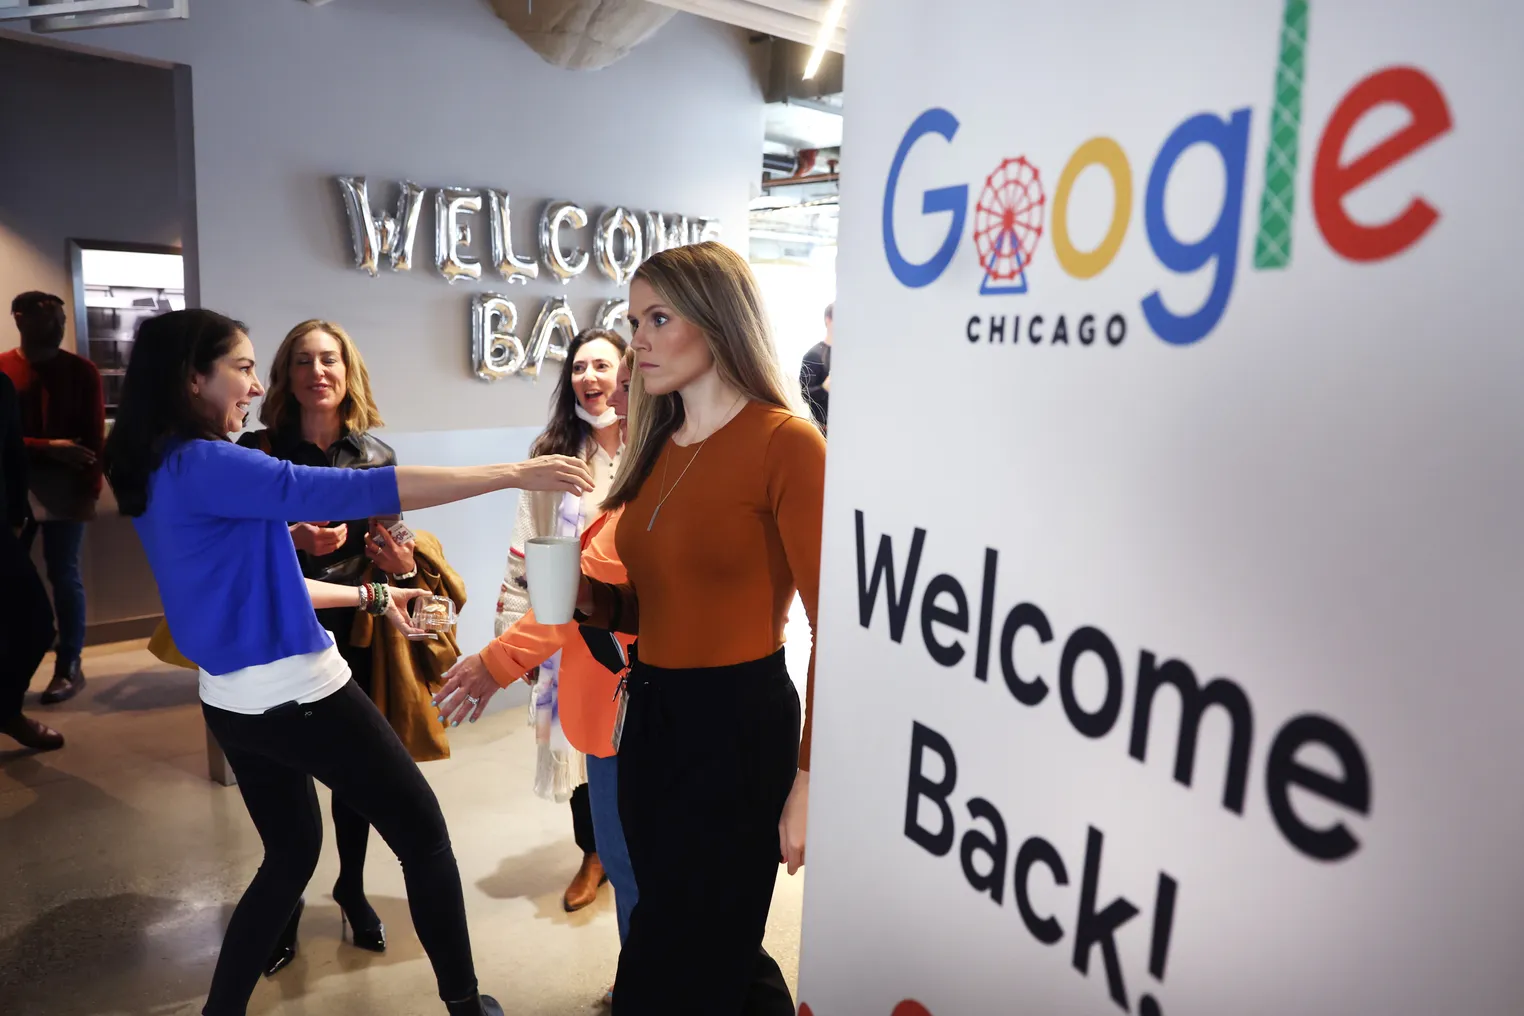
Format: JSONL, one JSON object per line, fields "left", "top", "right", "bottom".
{"left": 1, "top": 291, "right": 104, "bottom": 705}
{"left": 0, "top": 371, "right": 63, "bottom": 751}
{"left": 799, "top": 301, "right": 833, "bottom": 436}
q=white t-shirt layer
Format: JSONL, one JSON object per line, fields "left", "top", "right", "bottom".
{"left": 199, "top": 630, "right": 352, "bottom": 714}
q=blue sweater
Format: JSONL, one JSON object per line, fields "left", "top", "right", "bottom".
{"left": 133, "top": 439, "right": 401, "bottom": 676}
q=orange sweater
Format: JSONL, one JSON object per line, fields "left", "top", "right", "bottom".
{"left": 481, "top": 508, "right": 634, "bottom": 758}
{"left": 584, "top": 402, "right": 825, "bottom": 769}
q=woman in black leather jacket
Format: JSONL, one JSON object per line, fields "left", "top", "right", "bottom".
{"left": 236, "top": 318, "right": 436, "bottom": 975}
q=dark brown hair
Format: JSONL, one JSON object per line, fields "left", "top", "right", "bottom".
{"left": 104, "top": 309, "right": 249, "bottom": 516}
{"left": 530, "top": 328, "right": 629, "bottom": 459}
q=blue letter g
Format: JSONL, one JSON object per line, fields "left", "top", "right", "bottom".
{"left": 883, "top": 108, "right": 968, "bottom": 289}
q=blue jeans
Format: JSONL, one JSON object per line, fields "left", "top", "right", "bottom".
{"left": 36, "top": 521, "right": 85, "bottom": 662}
{"left": 586, "top": 752, "right": 636, "bottom": 944}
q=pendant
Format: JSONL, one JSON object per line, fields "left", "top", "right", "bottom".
{"left": 647, "top": 503, "right": 661, "bottom": 531}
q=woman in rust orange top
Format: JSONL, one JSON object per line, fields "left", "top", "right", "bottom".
{"left": 577, "top": 241, "right": 825, "bottom": 1016}
{"left": 434, "top": 353, "right": 638, "bottom": 1007}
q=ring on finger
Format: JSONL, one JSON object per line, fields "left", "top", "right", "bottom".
{"left": 466, "top": 695, "right": 480, "bottom": 707}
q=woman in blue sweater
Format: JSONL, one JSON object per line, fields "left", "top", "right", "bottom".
{"left": 103, "top": 309, "right": 593, "bottom": 1016}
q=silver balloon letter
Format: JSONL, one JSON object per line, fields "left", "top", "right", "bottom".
{"left": 486, "top": 189, "right": 539, "bottom": 285}
{"left": 595, "top": 298, "right": 629, "bottom": 334}
{"left": 594, "top": 208, "right": 643, "bottom": 285}
{"left": 539, "top": 201, "right": 589, "bottom": 284}
{"left": 665, "top": 215, "right": 691, "bottom": 251}
{"left": 689, "top": 217, "right": 722, "bottom": 244}
{"left": 472, "top": 294, "right": 525, "bottom": 381}
{"left": 435, "top": 188, "right": 483, "bottom": 284}
{"left": 523, "top": 297, "right": 578, "bottom": 378}
{"left": 337, "top": 177, "right": 425, "bottom": 275}
{"left": 644, "top": 211, "right": 669, "bottom": 258}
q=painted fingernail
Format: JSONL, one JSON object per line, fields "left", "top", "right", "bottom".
{"left": 439, "top": 716, "right": 448, "bottom": 725}
{"left": 452, "top": 720, "right": 460, "bottom": 727}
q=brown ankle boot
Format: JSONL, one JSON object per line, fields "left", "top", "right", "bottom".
{"left": 562, "top": 852, "right": 608, "bottom": 912}
{"left": 2, "top": 714, "right": 64, "bottom": 751}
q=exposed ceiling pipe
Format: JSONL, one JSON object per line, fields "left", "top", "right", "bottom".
{"left": 763, "top": 171, "right": 839, "bottom": 189}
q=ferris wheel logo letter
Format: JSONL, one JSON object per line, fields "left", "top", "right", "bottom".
{"left": 880, "top": 7, "right": 1454, "bottom": 347}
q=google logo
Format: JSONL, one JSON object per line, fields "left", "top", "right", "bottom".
{"left": 882, "top": 61, "right": 1452, "bottom": 346}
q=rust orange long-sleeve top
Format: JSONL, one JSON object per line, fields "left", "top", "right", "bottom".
{"left": 583, "top": 401, "right": 826, "bottom": 769}
{"left": 480, "top": 508, "right": 635, "bottom": 757}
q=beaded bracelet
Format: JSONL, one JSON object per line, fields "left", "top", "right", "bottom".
{"left": 366, "top": 582, "right": 390, "bottom": 617}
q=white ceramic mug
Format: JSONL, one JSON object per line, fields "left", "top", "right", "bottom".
{"left": 524, "top": 536, "right": 581, "bottom": 624}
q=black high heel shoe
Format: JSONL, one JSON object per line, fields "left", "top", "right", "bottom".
{"left": 334, "top": 885, "right": 386, "bottom": 953}
{"left": 263, "top": 897, "right": 304, "bottom": 977}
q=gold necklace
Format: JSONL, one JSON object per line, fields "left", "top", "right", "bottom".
{"left": 646, "top": 395, "right": 744, "bottom": 531}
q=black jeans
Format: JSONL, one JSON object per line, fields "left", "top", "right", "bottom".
{"left": 201, "top": 679, "right": 477, "bottom": 1015}
{"left": 571, "top": 781, "right": 597, "bottom": 855}
{"left": 0, "top": 524, "right": 54, "bottom": 722}
{"left": 329, "top": 633, "right": 378, "bottom": 902}
{"left": 614, "top": 649, "right": 799, "bottom": 1016}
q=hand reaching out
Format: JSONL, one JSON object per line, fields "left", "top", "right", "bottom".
{"left": 383, "top": 585, "right": 430, "bottom": 636}
{"left": 433, "top": 653, "right": 504, "bottom": 726}
{"left": 515, "top": 455, "right": 596, "bottom": 494}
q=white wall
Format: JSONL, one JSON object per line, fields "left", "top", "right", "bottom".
{"left": 36, "top": 0, "right": 762, "bottom": 433}
{"left": 4, "top": 0, "right": 765, "bottom": 648}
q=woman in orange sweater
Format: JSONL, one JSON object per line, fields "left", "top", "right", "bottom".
{"left": 435, "top": 352, "right": 638, "bottom": 1006}
{"left": 577, "top": 242, "right": 825, "bottom": 1015}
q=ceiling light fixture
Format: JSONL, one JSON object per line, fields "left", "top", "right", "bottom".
{"left": 802, "top": 0, "right": 847, "bottom": 80}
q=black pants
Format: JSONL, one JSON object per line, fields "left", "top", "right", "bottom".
{"left": 614, "top": 649, "right": 799, "bottom": 1016}
{"left": 201, "top": 679, "right": 477, "bottom": 1015}
{"left": 0, "top": 524, "right": 54, "bottom": 722}
{"left": 571, "top": 781, "right": 596, "bottom": 855}
{"left": 330, "top": 633, "right": 378, "bottom": 900}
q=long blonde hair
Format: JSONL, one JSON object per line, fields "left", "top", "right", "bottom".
{"left": 604, "top": 241, "right": 798, "bottom": 511}
{"left": 259, "top": 319, "right": 384, "bottom": 435}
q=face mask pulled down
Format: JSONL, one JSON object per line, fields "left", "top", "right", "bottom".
{"left": 576, "top": 404, "right": 618, "bottom": 429}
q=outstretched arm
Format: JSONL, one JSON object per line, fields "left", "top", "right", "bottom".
{"left": 182, "top": 442, "right": 593, "bottom": 523}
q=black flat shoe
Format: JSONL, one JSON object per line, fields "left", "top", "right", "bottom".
{"left": 334, "top": 884, "right": 385, "bottom": 953}
{"left": 444, "top": 993, "right": 504, "bottom": 1016}
{"left": 263, "top": 897, "right": 304, "bottom": 977}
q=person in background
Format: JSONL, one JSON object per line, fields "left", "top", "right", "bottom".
{"left": 578, "top": 242, "right": 825, "bottom": 1015}
{"left": 1, "top": 291, "right": 105, "bottom": 705}
{"left": 436, "top": 348, "right": 639, "bottom": 1008}
{"left": 491, "top": 327, "right": 627, "bottom": 914}
{"left": 103, "top": 307, "right": 594, "bottom": 1016}
{"left": 798, "top": 301, "right": 832, "bottom": 436}
{"left": 0, "top": 370, "right": 62, "bottom": 751}
{"left": 237, "top": 319, "right": 465, "bottom": 976}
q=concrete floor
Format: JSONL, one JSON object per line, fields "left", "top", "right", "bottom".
{"left": 0, "top": 642, "right": 805, "bottom": 1016}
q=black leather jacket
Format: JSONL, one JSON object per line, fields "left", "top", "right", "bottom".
{"left": 236, "top": 428, "right": 397, "bottom": 584}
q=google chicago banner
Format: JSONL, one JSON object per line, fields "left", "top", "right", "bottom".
{"left": 803, "top": 2, "right": 1523, "bottom": 1014}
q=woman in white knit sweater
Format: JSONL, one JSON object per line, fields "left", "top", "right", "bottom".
{"left": 492, "top": 327, "right": 625, "bottom": 912}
